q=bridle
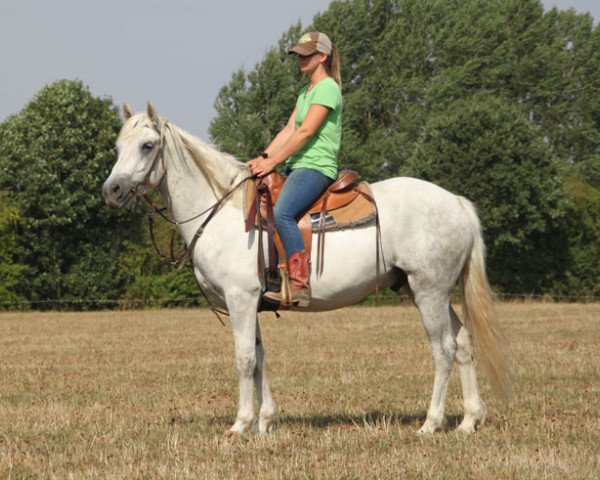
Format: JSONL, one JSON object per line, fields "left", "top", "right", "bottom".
{"left": 122, "top": 120, "right": 250, "bottom": 266}
{"left": 125, "top": 120, "right": 254, "bottom": 321}
{"left": 141, "top": 174, "right": 253, "bottom": 270}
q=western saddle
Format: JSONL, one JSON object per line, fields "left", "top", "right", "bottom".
{"left": 245, "top": 170, "right": 378, "bottom": 309}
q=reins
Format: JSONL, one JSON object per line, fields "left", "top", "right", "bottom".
{"left": 140, "top": 175, "right": 254, "bottom": 325}
{"left": 142, "top": 173, "right": 253, "bottom": 269}
{"left": 133, "top": 120, "right": 255, "bottom": 324}
{"left": 132, "top": 120, "right": 387, "bottom": 321}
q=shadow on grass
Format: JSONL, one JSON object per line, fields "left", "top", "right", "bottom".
{"left": 207, "top": 411, "right": 465, "bottom": 430}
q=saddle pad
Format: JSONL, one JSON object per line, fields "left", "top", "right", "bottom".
{"left": 312, "top": 182, "right": 376, "bottom": 231}
{"left": 244, "top": 180, "right": 376, "bottom": 233}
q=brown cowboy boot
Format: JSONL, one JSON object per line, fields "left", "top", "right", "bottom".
{"left": 263, "top": 250, "right": 311, "bottom": 307}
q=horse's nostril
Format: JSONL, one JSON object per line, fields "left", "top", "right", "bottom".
{"left": 111, "top": 184, "right": 120, "bottom": 194}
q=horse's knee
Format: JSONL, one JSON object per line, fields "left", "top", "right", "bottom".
{"left": 236, "top": 351, "right": 256, "bottom": 378}
{"left": 431, "top": 333, "right": 457, "bottom": 363}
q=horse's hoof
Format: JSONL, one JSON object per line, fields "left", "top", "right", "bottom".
{"left": 455, "top": 423, "right": 476, "bottom": 434}
{"left": 224, "top": 429, "right": 242, "bottom": 439}
{"left": 257, "top": 413, "right": 277, "bottom": 435}
{"left": 456, "top": 408, "right": 486, "bottom": 434}
{"left": 417, "top": 426, "right": 435, "bottom": 435}
{"left": 258, "top": 421, "right": 277, "bottom": 435}
{"left": 417, "top": 417, "right": 444, "bottom": 434}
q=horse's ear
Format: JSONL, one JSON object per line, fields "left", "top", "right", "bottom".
{"left": 146, "top": 101, "right": 159, "bottom": 125}
{"left": 123, "top": 102, "right": 133, "bottom": 120}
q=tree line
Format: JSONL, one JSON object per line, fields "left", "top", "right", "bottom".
{"left": 0, "top": 81, "right": 201, "bottom": 309}
{"left": 211, "top": 0, "right": 599, "bottom": 297}
{"left": 0, "top": 0, "right": 597, "bottom": 309}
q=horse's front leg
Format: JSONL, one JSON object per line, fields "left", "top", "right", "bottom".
{"left": 225, "top": 291, "right": 275, "bottom": 435}
{"left": 227, "top": 299, "right": 257, "bottom": 435}
{"left": 254, "top": 318, "right": 277, "bottom": 434}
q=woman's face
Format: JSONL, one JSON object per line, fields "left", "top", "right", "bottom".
{"left": 297, "top": 52, "right": 327, "bottom": 74}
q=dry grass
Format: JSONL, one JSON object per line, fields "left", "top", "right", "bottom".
{"left": 0, "top": 303, "right": 598, "bottom": 479}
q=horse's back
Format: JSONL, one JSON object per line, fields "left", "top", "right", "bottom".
{"left": 370, "top": 176, "right": 479, "bottom": 273}
{"left": 372, "top": 176, "right": 463, "bottom": 204}
{"left": 372, "top": 176, "right": 476, "bottom": 225}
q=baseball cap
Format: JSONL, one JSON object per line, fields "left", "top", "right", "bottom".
{"left": 288, "top": 32, "right": 332, "bottom": 56}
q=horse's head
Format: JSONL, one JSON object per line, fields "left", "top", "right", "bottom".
{"left": 103, "top": 102, "right": 166, "bottom": 209}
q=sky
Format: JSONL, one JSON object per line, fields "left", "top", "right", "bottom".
{"left": 0, "top": 0, "right": 598, "bottom": 141}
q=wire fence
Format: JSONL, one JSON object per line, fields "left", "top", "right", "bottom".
{"left": 0, "top": 292, "right": 598, "bottom": 312}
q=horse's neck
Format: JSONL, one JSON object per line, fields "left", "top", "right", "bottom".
{"left": 161, "top": 126, "right": 244, "bottom": 239}
{"left": 162, "top": 164, "right": 215, "bottom": 226}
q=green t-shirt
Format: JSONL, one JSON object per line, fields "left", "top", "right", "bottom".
{"left": 286, "top": 77, "right": 342, "bottom": 179}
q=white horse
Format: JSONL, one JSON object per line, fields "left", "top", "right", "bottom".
{"left": 103, "top": 103, "right": 512, "bottom": 435}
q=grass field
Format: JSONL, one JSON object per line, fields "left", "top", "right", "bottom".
{"left": 0, "top": 303, "right": 598, "bottom": 479}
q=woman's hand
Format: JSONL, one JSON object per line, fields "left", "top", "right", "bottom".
{"left": 247, "top": 156, "right": 278, "bottom": 177}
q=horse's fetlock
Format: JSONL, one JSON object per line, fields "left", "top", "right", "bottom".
{"left": 259, "top": 416, "right": 277, "bottom": 435}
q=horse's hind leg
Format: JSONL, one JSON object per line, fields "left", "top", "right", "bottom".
{"left": 450, "top": 306, "right": 486, "bottom": 433}
{"left": 253, "top": 319, "right": 277, "bottom": 434}
{"left": 412, "top": 290, "right": 456, "bottom": 434}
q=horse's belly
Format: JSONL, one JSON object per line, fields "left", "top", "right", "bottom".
{"left": 303, "top": 226, "right": 395, "bottom": 311}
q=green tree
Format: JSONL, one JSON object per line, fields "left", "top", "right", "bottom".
{"left": 555, "top": 175, "right": 600, "bottom": 297}
{"left": 0, "top": 194, "right": 29, "bottom": 306}
{"left": 209, "top": 0, "right": 599, "bottom": 181}
{"left": 401, "top": 95, "right": 568, "bottom": 293}
{"left": 0, "top": 80, "right": 140, "bottom": 308}
{"left": 210, "top": 23, "right": 305, "bottom": 159}
{"left": 116, "top": 226, "right": 205, "bottom": 309}
{"left": 209, "top": 0, "right": 599, "bottom": 296}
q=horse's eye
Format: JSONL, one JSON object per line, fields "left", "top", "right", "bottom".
{"left": 142, "top": 142, "right": 154, "bottom": 151}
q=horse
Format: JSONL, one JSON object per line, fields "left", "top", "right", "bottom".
{"left": 102, "top": 102, "right": 512, "bottom": 436}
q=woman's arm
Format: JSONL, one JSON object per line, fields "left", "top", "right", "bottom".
{"left": 262, "top": 108, "right": 297, "bottom": 157}
{"left": 248, "top": 104, "right": 330, "bottom": 177}
{"left": 246, "top": 109, "right": 296, "bottom": 174}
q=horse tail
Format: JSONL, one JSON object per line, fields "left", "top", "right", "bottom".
{"left": 458, "top": 197, "right": 514, "bottom": 402}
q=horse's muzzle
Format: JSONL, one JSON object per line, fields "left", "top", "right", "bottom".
{"left": 102, "top": 176, "right": 136, "bottom": 209}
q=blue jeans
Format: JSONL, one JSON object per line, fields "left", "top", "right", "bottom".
{"left": 274, "top": 168, "right": 334, "bottom": 259}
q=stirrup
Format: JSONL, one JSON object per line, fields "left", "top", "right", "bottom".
{"left": 263, "top": 288, "right": 310, "bottom": 308}
{"left": 264, "top": 267, "right": 293, "bottom": 307}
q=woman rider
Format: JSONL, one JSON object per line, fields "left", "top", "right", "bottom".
{"left": 247, "top": 31, "right": 342, "bottom": 306}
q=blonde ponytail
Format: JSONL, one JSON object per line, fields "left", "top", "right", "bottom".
{"left": 327, "top": 44, "right": 342, "bottom": 89}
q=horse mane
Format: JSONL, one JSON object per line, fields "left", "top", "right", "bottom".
{"left": 118, "top": 111, "right": 250, "bottom": 206}
{"left": 163, "top": 122, "right": 250, "bottom": 203}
